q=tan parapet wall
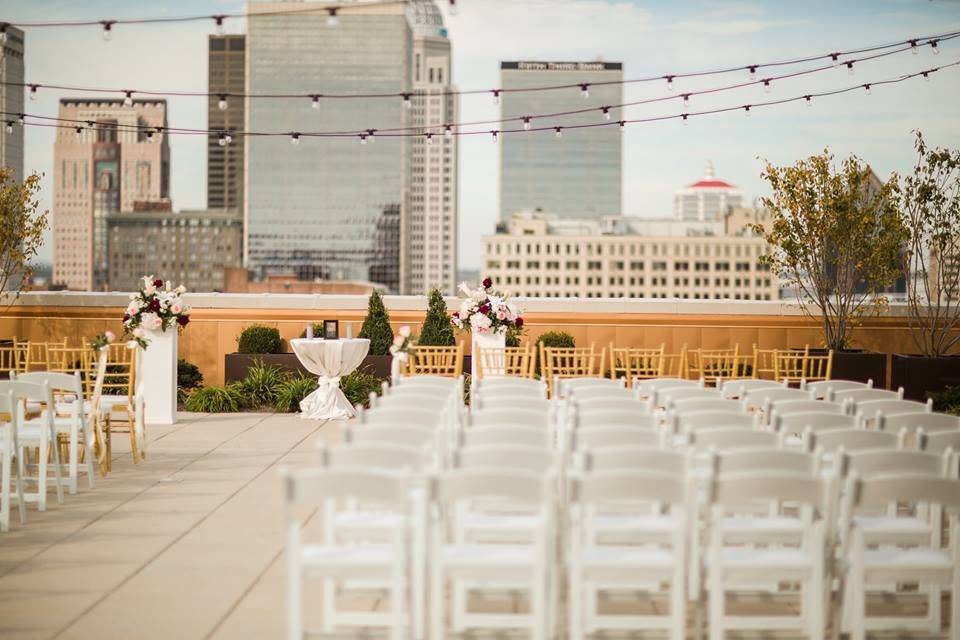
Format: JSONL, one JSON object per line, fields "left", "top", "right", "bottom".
{"left": 1, "top": 292, "right": 923, "bottom": 387}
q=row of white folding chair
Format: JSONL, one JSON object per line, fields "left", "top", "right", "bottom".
{"left": 719, "top": 379, "right": 785, "bottom": 400}
{"left": 831, "top": 386, "right": 904, "bottom": 403}
{"left": 634, "top": 377, "right": 705, "bottom": 399}
{"left": 803, "top": 378, "right": 872, "bottom": 399}
{"left": 559, "top": 376, "right": 625, "bottom": 398}
{"left": 471, "top": 377, "right": 547, "bottom": 404}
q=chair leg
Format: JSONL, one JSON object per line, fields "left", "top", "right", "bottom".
{"left": 429, "top": 557, "right": 444, "bottom": 640}
{"left": 850, "top": 568, "right": 866, "bottom": 640}
{"left": 14, "top": 450, "right": 26, "bottom": 524}
{"left": 68, "top": 426, "right": 79, "bottom": 494}
{"left": 286, "top": 567, "right": 301, "bottom": 640}
{"left": 569, "top": 563, "right": 583, "bottom": 640}
{"left": 1, "top": 451, "right": 10, "bottom": 532}
{"left": 390, "top": 562, "right": 404, "bottom": 640}
{"left": 951, "top": 566, "right": 960, "bottom": 640}
{"left": 37, "top": 438, "right": 47, "bottom": 512}
{"left": 531, "top": 565, "right": 546, "bottom": 640}
{"left": 708, "top": 570, "right": 724, "bottom": 640}
{"left": 321, "top": 578, "right": 335, "bottom": 633}
{"left": 672, "top": 569, "right": 686, "bottom": 640}
{"left": 452, "top": 581, "right": 466, "bottom": 633}
{"left": 127, "top": 412, "right": 139, "bottom": 464}
{"left": 49, "top": 427, "right": 64, "bottom": 506}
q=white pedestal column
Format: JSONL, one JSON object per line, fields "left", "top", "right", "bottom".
{"left": 140, "top": 328, "right": 178, "bottom": 425}
{"left": 471, "top": 330, "right": 506, "bottom": 379}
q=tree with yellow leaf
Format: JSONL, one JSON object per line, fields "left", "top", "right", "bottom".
{"left": 0, "top": 168, "right": 49, "bottom": 308}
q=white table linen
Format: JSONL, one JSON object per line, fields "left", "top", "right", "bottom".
{"left": 290, "top": 338, "right": 370, "bottom": 420}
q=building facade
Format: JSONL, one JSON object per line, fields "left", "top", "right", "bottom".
{"left": 499, "top": 61, "right": 623, "bottom": 222}
{"left": 674, "top": 161, "right": 743, "bottom": 221}
{"left": 0, "top": 26, "right": 24, "bottom": 180}
{"left": 245, "top": 0, "right": 414, "bottom": 293}
{"left": 53, "top": 99, "right": 169, "bottom": 290}
{"left": 208, "top": 34, "right": 245, "bottom": 212}
{"left": 407, "top": 1, "right": 458, "bottom": 294}
{"left": 106, "top": 208, "right": 242, "bottom": 292}
{"left": 482, "top": 211, "right": 777, "bottom": 301}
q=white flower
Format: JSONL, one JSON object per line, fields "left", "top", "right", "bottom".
{"left": 458, "top": 281, "right": 472, "bottom": 296}
{"left": 393, "top": 334, "right": 405, "bottom": 347}
{"left": 496, "top": 309, "right": 506, "bottom": 320}
{"left": 175, "top": 285, "right": 187, "bottom": 295}
{"left": 128, "top": 293, "right": 136, "bottom": 300}
{"left": 126, "top": 302, "right": 139, "bottom": 316}
{"left": 104, "top": 331, "right": 115, "bottom": 343}
{"left": 140, "top": 312, "right": 162, "bottom": 331}
{"left": 126, "top": 340, "right": 140, "bottom": 350}
{"left": 470, "top": 313, "right": 492, "bottom": 331}
{"left": 165, "top": 280, "right": 172, "bottom": 292}
{"left": 143, "top": 284, "right": 156, "bottom": 296}
{"left": 399, "top": 325, "right": 411, "bottom": 338}
{"left": 133, "top": 327, "right": 146, "bottom": 339}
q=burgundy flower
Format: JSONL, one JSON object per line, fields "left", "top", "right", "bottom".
{"left": 479, "top": 303, "right": 491, "bottom": 314}
{"left": 122, "top": 313, "right": 130, "bottom": 322}
{"left": 177, "top": 315, "right": 190, "bottom": 327}
{"left": 451, "top": 311, "right": 459, "bottom": 318}
{"left": 482, "top": 277, "right": 492, "bottom": 289}
{"left": 153, "top": 278, "right": 164, "bottom": 287}
{"left": 515, "top": 317, "right": 524, "bottom": 328}
{"left": 148, "top": 298, "right": 161, "bottom": 312}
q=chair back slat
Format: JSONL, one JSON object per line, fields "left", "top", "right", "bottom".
{"left": 407, "top": 344, "right": 464, "bottom": 378}
{"left": 608, "top": 342, "right": 665, "bottom": 386}
{"left": 540, "top": 343, "right": 603, "bottom": 397}
{"left": 475, "top": 343, "right": 533, "bottom": 379}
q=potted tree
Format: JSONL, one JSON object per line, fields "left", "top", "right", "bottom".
{"left": 225, "top": 324, "right": 310, "bottom": 382}
{"left": 893, "top": 131, "right": 960, "bottom": 400}
{"left": 357, "top": 290, "right": 394, "bottom": 378}
{"left": 0, "top": 168, "right": 48, "bottom": 313}
{"left": 756, "top": 149, "right": 906, "bottom": 385}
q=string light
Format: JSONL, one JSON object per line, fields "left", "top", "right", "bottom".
{"left": 223, "top": 131, "right": 233, "bottom": 145}
{"left": 618, "top": 120, "right": 625, "bottom": 131}
{"left": 846, "top": 61, "right": 855, "bottom": 76}
{"left": 290, "top": 132, "right": 300, "bottom": 145}
{"left": 213, "top": 15, "right": 225, "bottom": 36}
{"left": 492, "top": 89, "right": 500, "bottom": 105}
{"left": 923, "top": 71, "right": 930, "bottom": 82}
{"left": 402, "top": 93, "right": 412, "bottom": 109}
{"left": 448, "top": 0, "right": 458, "bottom": 16}
{"left": 4, "top": 121, "right": 12, "bottom": 134}
{"left": 744, "top": 104, "right": 751, "bottom": 117}
{"left": 522, "top": 116, "right": 531, "bottom": 130}
{"left": 444, "top": 124, "right": 453, "bottom": 138}
{"left": 665, "top": 75, "right": 675, "bottom": 91}
{"left": 864, "top": 83, "right": 872, "bottom": 95}
{"left": 555, "top": 126, "right": 563, "bottom": 138}
{"left": 29, "top": 84, "right": 37, "bottom": 101}
{"left": 0, "top": 23, "right": 7, "bottom": 43}
{"left": 805, "top": 94, "right": 813, "bottom": 107}
{"left": 218, "top": 94, "right": 228, "bottom": 110}
{"left": 326, "top": 8, "right": 339, "bottom": 27}
{"left": 101, "top": 20, "right": 114, "bottom": 41}
{"left": 425, "top": 132, "right": 433, "bottom": 145}
{"left": 359, "top": 133, "right": 367, "bottom": 145}
{"left": 681, "top": 113, "right": 689, "bottom": 126}
{"left": 580, "top": 84, "right": 590, "bottom": 99}
{"left": 74, "top": 126, "right": 83, "bottom": 140}
{"left": 367, "top": 128, "right": 376, "bottom": 143}
{"left": 601, "top": 107, "right": 611, "bottom": 121}
{"left": 17, "top": 113, "right": 24, "bottom": 125}
{"left": 682, "top": 94, "right": 690, "bottom": 107}
{"left": 763, "top": 79, "right": 772, "bottom": 93}
{"left": 146, "top": 128, "right": 155, "bottom": 142}
{"left": 910, "top": 39, "right": 919, "bottom": 55}
{"left": 311, "top": 95, "right": 321, "bottom": 109}
{"left": 491, "top": 130, "right": 498, "bottom": 143}
{"left": 748, "top": 65, "right": 758, "bottom": 79}
{"left": 123, "top": 91, "right": 133, "bottom": 107}
{"left": 931, "top": 40, "right": 940, "bottom": 55}
{"left": 830, "top": 53, "right": 841, "bottom": 66}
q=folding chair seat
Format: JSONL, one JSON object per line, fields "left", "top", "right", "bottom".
{"left": 689, "top": 428, "right": 780, "bottom": 452}
{"left": 569, "top": 470, "right": 689, "bottom": 640}
{"left": 720, "top": 378, "right": 783, "bottom": 400}
{"left": 770, "top": 399, "right": 847, "bottom": 417}
{"left": 814, "top": 427, "right": 905, "bottom": 453}
{"left": 429, "top": 468, "right": 553, "bottom": 639}
{"left": 774, "top": 412, "right": 862, "bottom": 442}
{"left": 284, "top": 468, "right": 415, "bottom": 640}
{"left": 881, "top": 410, "right": 958, "bottom": 434}
{"left": 804, "top": 378, "right": 872, "bottom": 400}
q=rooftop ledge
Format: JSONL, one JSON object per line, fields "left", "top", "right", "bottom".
{"left": 9, "top": 290, "right": 911, "bottom": 318}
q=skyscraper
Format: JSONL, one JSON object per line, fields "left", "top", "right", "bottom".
{"left": 0, "top": 25, "right": 24, "bottom": 180}
{"left": 408, "top": 1, "right": 457, "bottom": 294}
{"left": 499, "top": 61, "right": 623, "bottom": 221}
{"left": 674, "top": 162, "right": 743, "bottom": 222}
{"left": 208, "top": 34, "right": 245, "bottom": 212}
{"left": 53, "top": 99, "right": 169, "bottom": 290}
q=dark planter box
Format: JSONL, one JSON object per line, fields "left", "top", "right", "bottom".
{"left": 225, "top": 352, "right": 395, "bottom": 383}
{"left": 892, "top": 354, "right": 960, "bottom": 401}
{"left": 824, "top": 350, "right": 888, "bottom": 388}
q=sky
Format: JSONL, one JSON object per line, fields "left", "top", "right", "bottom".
{"left": 9, "top": 0, "right": 960, "bottom": 269}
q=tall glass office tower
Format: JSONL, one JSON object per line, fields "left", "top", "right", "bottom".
{"left": 499, "top": 61, "right": 623, "bottom": 222}
{"left": 245, "top": 1, "right": 412, "bottom": 292}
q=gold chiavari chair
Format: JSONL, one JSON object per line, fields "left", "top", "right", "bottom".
{"left": 773, "top": 345, "right": 810, "bottom": 386}
{"left": 659, "top": 345, "right": 689, "bottom": 378}
{"left": 476, "top": 343, "right": 535, "bottom": 379}
{"left": 406, "top": 344, "right": 464, "bottom": 378}
{"left": 0, "top": 339, "right": 25, "bottom": 376}
{"left": 752, "top": 344, "right": 777, "bottom": 380}
{"left": 101, "top": 343, "right": 142, "bottom": 465}
{"left": 539, "top": 342, "right": 605, "bottom": 398}
{"left": 608, "top": 342, "right": 665, "bottom": 386}
{"left": 803, "top": 349, "right": 833, "bottom": 383}
{"left": 687, "top": 345, "right": 741, "bottom": 386}
{"left": 47, "top": 343, "right": 88, "bottom": 374}
{"left": 22, "top": 338, "right": 68, "bottom": 371}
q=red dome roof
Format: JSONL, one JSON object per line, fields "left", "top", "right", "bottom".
{"left": 690, "top": 178, "right": 735, "bottom": 189}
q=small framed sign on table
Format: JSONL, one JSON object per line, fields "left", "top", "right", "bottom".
{"left": 323, "top": 320, "right": 339, "bottom": 340}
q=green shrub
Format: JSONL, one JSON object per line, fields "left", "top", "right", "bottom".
{"left": 237, "top": 324, "right": 282, "bottom": 354}
{"left": 340, "top": 370, "right": 385, "bottom": 409}
{"left": 358, "top": 291, "right": 393, "bottom": 356}
{"left": 536, "top": 331, "right": 576, "bottom": 349}
{"left": 298, "top": 323, "right": 324, "bottom": 339}
{"left": 274, "top": 374, "right": 319, "bottom": 413}
{"left": 931, "top": 386, "right": 960, "bottom": 415}
{"left": 178, "top": 358, "right": 204, "bottom": 390}
{"left": 240, "top": 360, "right": 290, "bottom": 408}
{"left": 184, "top": 385, "right": 245, "bottom": 413}
{"left": 505, "top": 326, "right": 522, "bottom": 348}
{"left": 419, "top": 288, "right": 455, "bottom": 346}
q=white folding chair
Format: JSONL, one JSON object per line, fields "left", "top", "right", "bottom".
{"left": 561, "top": 377, "right": 625, "bottom": 397}
{"left": 469, "top": 408, "right": 553, "bottom": 430}
{"left": 689, "top": 428, "right": 781, "bottom": 452}
{"left": 654, "top": 387, "right": 720, "bottom": 408}
{"left": 473, "top": 377, "right": 546, "bottom": 399}
{"left": 742, "top": 387, "right": 813, "bottom": 415}
{"left": 573, "top": 397, "right": 651, "bottom": 416}
{"left": 840, "top": 474, "right": 960, "bottom": 640}
{"left": 832, "top": 387, "right": 904, "bottom": 403}
{"left": 472, "top": 396, "right": 552, "bottom": 415}
{"left": 923, "top": 430, "right": 960, "bottom": 453}
{"left": 0, "top": 390, "right": 26, "bottom": 531}
{"left": 568, "top": 386, "right": 637, "bottom": 402}
{"left": 361, "top": 406, "right": 448, "bottom": 429}
{"left": 395, "top": 374, "right": 462, "bottom": 389}
{"left": 15, "top": 371, "right": 96, "bottom": 494}
{"left": 0, "top": 380, "right": 64, "bottom": 511}
{"left": 720, "top": 379, "right": 784, "bottom": 400}
{"left": 771, "top": 399, "right": 847, "bottom": 417}
{"left": 568, "top": 470, "right": 689, "bottom": 640}
{"left": 775, "top": 412, "right": 862, "bottom": 438}
{"left": 635, "top": 377, "right": 704, "bottom": 399}
{"left": 673, "top": 411, "right": 759, "bottom": 434}
{"left": 707, "top": 472, "right": 837, "bottom": 640}
{"left": 283, "top": 467, "right": 414, "bottom": 640}
{"left": 669, "top": 397, "right": 743, "bottom": 416}
{"left": 460, "top": 426, "right": 553, "bottom": 450}
{"left": 346, "top": 423, "right": 438, "bottom": 452}
{"left": 429, "top": 468, "right": 553, "bottom": 639}
{"left": 320, "top": 441, "right": 429, "bottom": 472}
{"left": 881, "top": 410, "right": 957, "bottom": 434}
{"left": 813, "top": 428, "right": 905, "bottom": 452}
{"left": 804, "top": 378, "right": 872, "bottom": 399}
{"left": 573, "top": 409, "right": 658, "bottom": 430}
{"left": 571, "top": 426, "right": 664, "bottom": 451}
{"left": 454, "top": 444, "right": 555, "bottom": 474}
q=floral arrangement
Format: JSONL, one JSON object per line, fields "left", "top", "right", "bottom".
{"left": 89, "top": 331, "right": 116, "bottom": 352}
{"left": 122, "top": 276, "right": 191, "bottom": 348}
{"left": 450, "top": 277, "right": 524, "bottom": 335}
{"left": 389, "top": 325, "right": 415, "bottom": 357}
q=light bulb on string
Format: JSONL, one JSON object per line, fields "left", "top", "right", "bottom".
{"left": 0, "top": 23, "right": 8, "bottom": 44}
{"left": 444, "top": 124, "right": 453, "bottom": 138}
{"left": 618, "top": 120, "right": 626, "bottom": 132}
{"left": 123, "top": 91, "right": 133, "bottom": 107}
{"left": 580, "top": 84, "right": 590, "bottom": 99}
{"left": 290, "top": 132, "right": 300, "bottom": 145}
{"left": 864, "top": 84, "right": 872, "bottom": 95}
{"left": 74, "top": 126, "right": 83, "bottom": 140}
{"left": 830, "top": 53, "right": 840, "bottom": 67}
{"left": 601, "top": 107, "right": 611, "bottom": 121}
{"left": 748, "top": 65, "right": 758, "bottom": 80}
{"left": 101, "top": 21, "right": 114, "bottom": 41}
{"left": 402, "top": 93, "right": 412, "bottom": 109}
{"left": 29, "top": 85, "right": 38, "bottom": 101}
{"left": 491, "top": 90, "right": 500, "bottom": 105}
{"left": 491, "top": 130, "right": 498, "bottom": 143}
{"left": 930, "top": 40, "right": 940, "bottom": 55}
{"left": 146, "top": 128, "right": 155, "bottom": 142}
{"left": 681, "top": 113, "right": 689, "bottom": 126}
{"left": 224, "top": 132, "right": 233, "bottom": 145}
{"left": 4, "top": 121, "right": 12, "bottom": 134}
{"left": 367, "top": 129, "right": 376, "bottom": 143}
{"left": 448, "top": 0, "right": 458, "bottom": 16}
{"left": 311, "top": 95, "right": 321, "bottom": 109}
{"left": 665, "top": 75, "right": 675, "bottom": 92}
{"left": 218, "top": 94, "right": 228, "bottom": 110}
{"left": 910, "top": 39, "right": 919, "bottom": 55}
{"left": 360, "top": 133, "right": 368, "bottom": 145}
{"left": 682, "top": 94, "right": 690, "bottom": 108}
{"left": 17, "top": 113, "right": 24, "bottom": 126}
{"left": 804, "top": 95, "right": 813, "bottom": 107}
{"left": 922, "top": 71, "right": 930, "bottom": 82}
{"left": 744, "top": 105, "right": 751, "bottom": 117}
{"left": 425, "top": 132, "right": 433, "bottom": 145}
{"left": 326, "top": 8, "right": 339, "bottom": 27}
{"left": 555, "top": 127, "right": 562, "bottom": 138}
{"left": 846, "top": 61, "right": 855, "bottom": 76}
{"left": 218, "top": 133, "right": 227, "bottom": 147}
{"left": 213, "top": 15, "right": 225, "bottom": 36}
{"left": 763, "top": 79, "right": 772, "bottom": 94}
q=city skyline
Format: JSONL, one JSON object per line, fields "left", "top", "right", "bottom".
{"left": 8, "top": 0, "right": 960, "bottom": 273}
